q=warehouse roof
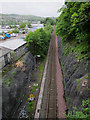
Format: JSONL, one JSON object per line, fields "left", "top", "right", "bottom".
{"left": 0, "top": 39, "right": 26, "bottom": 51}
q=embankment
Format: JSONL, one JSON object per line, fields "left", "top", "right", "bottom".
{"left": 58, "top": 36, "right": 89, "bottom": 111}
{"left": 2, "top": 52, "right": 34, "bottom": 118}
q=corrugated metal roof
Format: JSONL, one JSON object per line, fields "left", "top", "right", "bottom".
{"left": 0, "top": 39, "right": 26, "bottom": 51}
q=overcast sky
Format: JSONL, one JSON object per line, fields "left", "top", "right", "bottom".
{"left": 0, "top": 0, "right": 65, "bottom": 17}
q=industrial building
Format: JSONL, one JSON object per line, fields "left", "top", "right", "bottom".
{"left": 0, "top": 39, "right": 27, "bottom": 69}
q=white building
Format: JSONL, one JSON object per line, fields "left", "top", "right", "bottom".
{"left": 6, "top": 26, "right": 10, "bottom": 29}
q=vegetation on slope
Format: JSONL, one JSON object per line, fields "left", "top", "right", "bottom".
{"left": 0, "top": 14, "right": 44, "bottom": 25}
{"left": 55, "top": 2, "right": 90, "bottom": 118}
{"left": 56, "top": 2, "right": 90, "bottom": 61}
{"left": 65, "top": 99, "right": 90, "bottom": 119}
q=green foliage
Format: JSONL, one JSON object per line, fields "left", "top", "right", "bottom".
{"left": 3, "top": 71, "right": 16, "bottom": 87}
{"left": 2, "top": 65, "right": 13, "bottom": 77}
{"left": 40, "top": 17, "right": 56, "bottom": 25}
{"left": 0, "top": 14, "right": 43, "bottom": 25}
{"left": 22, "top": 60, "right": 25, "bottom": 63}
{"left": 27, "top": 23, "right": 31, "bottom": 28}
{"left": 11, "top": 71, "right": 16, "bottom": 76}
{"left": 3, "top": 78, "right": 10, "bottom": 87}
{"left": 55, "top": 2, "right": 90, "bottom": 60}
{"left": 32, "top": 86, "right": 38, "bottom": 93}
{"left": 63, "top": 43, "right": 71, "bottom": 56}
{"left": 20, "top": 22, "right": 26, "bottom": 28}
{"left": 65, "top": 99, "right": 90, "bottom": 119}
{"left": 11, "top": 51, "right": 15, "bottom": 56}
{"left": 10, "top": 25, "right": 17, "bottom": 28}
{"left": 13, "top": 28, "right": 19, "bottom": 33}
{"left": 26, "top": 101, "right": 35, "bottom": 113}
{"left": 25, "top": 24, "right": 53, "bottom": 58}
{"left": 44, "top": 23, "right": 53, "bottom": 33}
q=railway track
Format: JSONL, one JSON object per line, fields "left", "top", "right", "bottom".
{"left": 35, "top": 29, "right": 57, "bottom": 118}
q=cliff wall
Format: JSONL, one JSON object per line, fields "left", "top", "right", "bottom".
{"left": 58, "top": 36, "right": 89, "bottom": 110}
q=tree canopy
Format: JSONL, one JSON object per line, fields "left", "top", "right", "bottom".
{"left": 56, "top": 2, "right": 90, "bottom": 60}
{"left": 25, "top": 24, "right": 53, "bottom": 58}
{"left": 40, "top": 17, "right": 56, "bottom": 25}
{"left": 20, "top": 22, "right": 26, "bottom": 28}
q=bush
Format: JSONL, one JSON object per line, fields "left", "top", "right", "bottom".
{"left": 65, "top": 99, "right": 90, "bottom": 119}
{"left": 20, "top": 22, "right": 26, "bottom": 28}
{"left": 13, "top": 28, "right": 19, "bottom": 33}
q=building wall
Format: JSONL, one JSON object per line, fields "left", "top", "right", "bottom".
{"left": 11, "top": 44, "right": 26, "bottom": 62}
{"left": 0, "top": 53, "right": 10, "bottom": 69}
{"left": 1, "top": 44, "right": 26, "bottom": 68}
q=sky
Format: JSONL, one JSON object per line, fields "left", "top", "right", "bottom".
{"left": 0, "top": 0, "right": 65, "bottom": 17}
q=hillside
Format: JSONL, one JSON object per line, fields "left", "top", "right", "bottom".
{"left": 0, "top": 14, "right": 44, "bottom": 25}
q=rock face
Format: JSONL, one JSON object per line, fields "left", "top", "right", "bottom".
{"left": 58, "top": 36, "right": 90, "bottom": 111}
{"left": 2, "top": 52, "right": 34, "bottom": 118}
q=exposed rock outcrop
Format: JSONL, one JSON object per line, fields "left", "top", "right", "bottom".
{"left": 58, "top": 36, "right": 90, "bottom": 111}
{"left": 2, "top": 52, "right": 34, "bottom": 118}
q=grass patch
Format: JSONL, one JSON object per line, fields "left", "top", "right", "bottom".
{"left": 32, "top": 86, "right": 38, "bottom": 93}
{"left": 38, "top": 58, "right": 46, "bottom": 81}
{"left": 26, "top": 101, "right": 35, "bottom": 113}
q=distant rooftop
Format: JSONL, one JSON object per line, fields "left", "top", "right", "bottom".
{"left": 31, "top": 24, "right": 44, "bottom": 27}
{"left": 0, "top": 29, "right": 14, "bottom": 33}
{"left": 0, "top": 39, "right": 26, "bottom": 51}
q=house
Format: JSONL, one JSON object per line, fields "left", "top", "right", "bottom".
{"left": 6, "top": 26, "right": 10, "bottom": 29}
{"left": 16, "top": 25, "right": 20, "bottom": 28}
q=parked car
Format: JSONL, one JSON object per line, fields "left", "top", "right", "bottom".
{"left": 11, "top": 33, "right": 16, "bottom": 37}
{"left": 20, "top": 37, "right": 25, "bottom": 39}
{"left": 0, "top": 36, "right": 5, "bottom": 40}
{"left": 19, "top": 31, "right": 22, "bottom": 34}
{"left": 5, "top": 33, "right": 11, "bottom": 38}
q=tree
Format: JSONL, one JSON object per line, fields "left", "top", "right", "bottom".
{"left": 13, "top": 28, "right": 19, "bottom": 33}
{"left": 28, "top": 23, "right": 31, "bottom": 28}
{"left": 25, "top": 25, "right": 53, "bottom": 58}
{"left": 20, "top": 22, "right": 26, "bottom": 28}
{"left": 56, "top": 2, "right": 90, "bottom": 43}
{"left": 55, "top": 2, "right": 90, "bottom": 59}
{"left": 40, "top": 17, "right": 56, "bottom": 25}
